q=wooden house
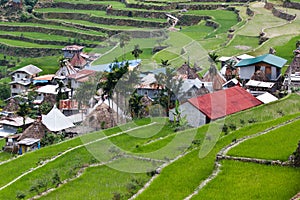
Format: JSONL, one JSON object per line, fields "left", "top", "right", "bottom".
{"left": 62, "top": 45, "right": 84, "bottom": 59}
{"left": 169, "top": 86, "right": 262, "bottom": 127}
{"left": 235, "top": 54, "right": 287, "bottom": 82}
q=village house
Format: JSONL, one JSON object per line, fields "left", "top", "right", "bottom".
{"left": 62, "top": 45, "right": 84, "bottom": 59}
{"left": 136, "top": 73, "right": 162, "bottom": 99}
{"left": 256, "top": 92, "right": 278, "bottom": 104}
{"left": 9, "top": 64, "right": 42, "bottom": 96}
{"left": 0, "top": 116, "right": 34, "bottom": 137}
{"left": 284, "top": 47, "right": 300, "bottom": 88}
{"left": 245, "top": 79, "right": 277, "bottom": 96}
{"left": 235, "top": 54, "right": 287, "bottom": 82}
{"left": 67, "top": 69, "right": 96, "bottom": 91}
{"left": 202, "top": 65, "right": 227, "bottom": 91}
{"left": 177, "top": 78, "right": 212, "bottom": 102}
{"left": 176, "top": 63, "right": 202, "bottom": 80}
{"left": 169, "top": 86, "right": 262, "bottom": 127}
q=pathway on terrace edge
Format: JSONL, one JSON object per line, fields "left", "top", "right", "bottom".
{"left": 183, "top": 116, "right": 300, "bottom": 200}
{"left": 0, "top": 122, "right": 157, "bottom": 192}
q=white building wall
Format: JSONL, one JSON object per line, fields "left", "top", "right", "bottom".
{"left": 11, "top": 72, "right": 29, "bottom": 82}
{"left": 271, "top": 66, "right": 277, "bottom": 80}
{"left": 239, "top": 66, "right": 255, "bottom": 80}
{"left": 169, "top": 102, "right": 207, "bottom": 127}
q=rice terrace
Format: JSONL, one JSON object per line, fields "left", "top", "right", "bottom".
{"left": 0, "top": 0, "right": 300, "bottom": 199}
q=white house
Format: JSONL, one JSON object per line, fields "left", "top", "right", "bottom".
{"left": 9, "top": 64, "right": 42, "bottom": 96}
{"left": 235, "top": 54, "right": 287, "bottom": 81}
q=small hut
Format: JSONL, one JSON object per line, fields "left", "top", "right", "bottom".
{"left": 83, "top": 103, "right": 117, "bottom": 130}
{"left": 18, "top": 120, "right": 48, "bottom": 141}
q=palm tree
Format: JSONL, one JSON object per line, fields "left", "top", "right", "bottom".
{"left": 55, "top": 80, "right": 67, "bottom": 106}
{"left": 155, "top": 67, "right": 183, "bottom": 116}
{"left": 131, "top": 44, "right": 143, "bottom": 60}
{"left": 119, "top": 33, "right": 131, "bottom": 60}
{"left": 17, "top": 102, "right": 30, "bottom": 129}
{"left": 160, "top": 59, "right": 171, "bottom": 68}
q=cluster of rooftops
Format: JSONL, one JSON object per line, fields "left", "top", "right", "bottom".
{"left": 2, "top": 44, "right": 300, "bottom": 154}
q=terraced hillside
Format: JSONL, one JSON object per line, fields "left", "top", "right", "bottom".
{"left": 0, "top": 94, "right": 299, "bottom": 199}
{"left": 2, "top": 0, "right": 300, "bottom": 74}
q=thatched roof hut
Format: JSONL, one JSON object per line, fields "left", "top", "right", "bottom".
{"left": 3, "top": 98, "right": 19, "bottom": 112}
{"left": 202, "top": 65, "right": 226, "bottom": 91}
{"left": 83, "top": 103, "right": 117, "bottom": 130}
{"left": 18, "top": 120, "right": 48, "bottom": 141}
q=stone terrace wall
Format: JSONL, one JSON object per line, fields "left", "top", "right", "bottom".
{"left": 178, "top": 14, "right": 211, "bottom": 26}
{"left": 0, "top": 43, "right": 60, "bottom": 57}
{"left": 283, "top": 1, "right": 300, "bottom": 10}
{"left": 36, "top": 2, "right": 108, "bottom": 10}
{"left": 0, "top": 24, "right": 105, "bottom": 41}
{"left": 205, "top": 19, "right": 219, "bottom": 29}
{"left": 177, "top": 3, "right": 232, "bottom": 10}
{"left": 107, "top": 9, "right": 167, "bottom": 19}
{"left": 125, "top": 3, "right": 174, "bottom": 10}
{"left": 0, "top": 34, "right": 68, "bottom": 46}
{"left": 265, "top": 2, "right": 296, "bottom": 21}
{"left": 43, "top": 12, "right": 167, "bottom": 28}
{"left": 272, "top": 7, "right": 296, "bottom": 21}
{"left": 246, "top": 6, "right": 254, "bottom": 16}
{"left": 191, "top": 0, "right": 255, "bottom": 2}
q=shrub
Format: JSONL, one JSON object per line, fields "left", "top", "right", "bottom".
{"left": 248, "top": 118, "right": 257, "bottom": 123}
{"left": 240, "top": 119, "right": 245, "bottom": 125}
{"left": 112, "top": 192, "right": 122, "bottom": 200}
{"left": 52, "top": 171, "right": 61, "bottom": 187}
{"left": 16, "top": 191, "right": 26, "bottom": 199}
{"left": 228, "top": 123, "right": 236, "bottom": 131}
{"left": 222, "top": 124, "right": 229, "bottom": 134}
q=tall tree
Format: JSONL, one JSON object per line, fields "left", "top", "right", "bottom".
{"left": 17, "top": 102, "right": 30, "bottom": 128}
{"left": 155, "top": 67, "right": 183, "bottom": 116}
{"left": 131, "top": 44, "right": 143, "bottom": 60}
{"left": 119, "top": 33, "right": 131, "bottom": 60}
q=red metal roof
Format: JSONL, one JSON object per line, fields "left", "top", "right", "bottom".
{"left": 188, "top": 86, "right": 262, "bottom": 120}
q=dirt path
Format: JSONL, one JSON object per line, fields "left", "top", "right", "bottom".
{"left": 183, "top": 116, "right": 300, "bottom": 200}
{"left": 0, "top": 122, "right": 157, "bottom": 192}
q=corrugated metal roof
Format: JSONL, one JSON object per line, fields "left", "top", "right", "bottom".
{"left": 235, "top": 54, "right": 287, "bottom": 68}
{"left": 10, "top": 64, "right": 42, "bottom": 75}
{"left": 245, "top": 80, "right": 275, "bottom": 88}
{"left": 188, "top": 86, "right": 262, "bottom": 120}
{"left": 62, "top": 45, "right": 84, "bottom": 51}
{"left": 256, "top": 92, "right": 278, "bottom": 104}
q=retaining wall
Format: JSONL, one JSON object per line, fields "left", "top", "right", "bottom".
{"left": 0, "top": 24, "right": 105, "bottom": 41}
{"left": 0, "top": 43, "right": 61, "bottom": 57}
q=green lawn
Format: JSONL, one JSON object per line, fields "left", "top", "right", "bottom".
{"left": 227, "top": 119, "right": 300, "bottom": 161}
{"left": 193, "top": 160, "right": 300, "bottom": 200}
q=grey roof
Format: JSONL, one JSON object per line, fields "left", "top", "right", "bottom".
{"left": 10, "top": 64, "right": 42, "bottom": 75}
